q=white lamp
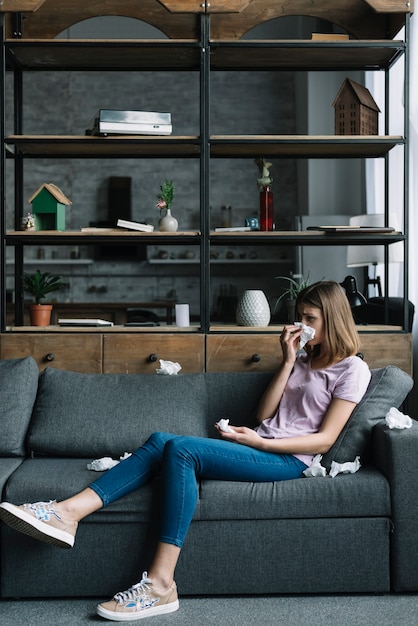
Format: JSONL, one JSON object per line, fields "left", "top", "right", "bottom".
{"left": 346, "top": 214, "right": 403, "bottom": 297}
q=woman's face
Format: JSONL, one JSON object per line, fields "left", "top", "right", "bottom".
{"left": 297, "top": 305, "right": 325, "bottom": 346}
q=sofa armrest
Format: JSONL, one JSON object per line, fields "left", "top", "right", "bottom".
{"left": 372, "top": 421, "right": 418, "bottom": 592}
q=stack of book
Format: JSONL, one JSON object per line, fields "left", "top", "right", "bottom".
{"left": 86, "top": 110, "right": 172, "bottom": 136}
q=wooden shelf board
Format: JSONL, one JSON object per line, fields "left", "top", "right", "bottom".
{"left": 210, "top": 230, "right": 405, "bottom": 246}
{"left": 6, "top": 230, "right": 201, "bottom": 245}
{"left": 6, "top": 39, "right": 201, "bottom": 71}
{"left": 210, "top": 135, "right": 404, "bottom": 158}
{"left": 209, "top": 325, "right": 404, "bottom": 332}
{"left": 5, "top": 39, "right": 404, "bottom": 72}
{"left": 6, "top": 135, "right": 201, "bottom": 158}
{"left": 7, "top": 325, "right": 201, "bottom": 333}
{"left": 6, "top": 135, "right": 403, "bottom": 159}
{"left": 210, "top": 40, "right": 405, "bottom": 71}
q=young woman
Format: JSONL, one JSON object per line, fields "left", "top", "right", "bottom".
{"left": 0, "top": 280, "right": 371, "bottom": 622}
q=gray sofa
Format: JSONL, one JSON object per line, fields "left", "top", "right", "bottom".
{"left": 0, "top": 356, "right": 416, "bottom": 598}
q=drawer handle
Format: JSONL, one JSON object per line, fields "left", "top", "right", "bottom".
{"left": 251, "top": 354, "right": 261, "bottom": 363}
{"left": 45, "top": 353, "right": 55, "bottom": 362}
{"left": 148, "top": 354, "right": 158, "bottom": 363}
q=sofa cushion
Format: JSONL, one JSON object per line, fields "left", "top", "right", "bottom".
{"left": 321, "top": 365, "right": 413, "bottom": 470}
{"left": 27, "top": 368, "right": 208, "bottom": 458}
{"left": 199, "top": 466, "right": 390, "bottom": 520}
{"left": 0, "top": 357, "right": 39, "bottom": 457}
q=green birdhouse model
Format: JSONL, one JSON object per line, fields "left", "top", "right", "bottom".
{"left": 28, "top": 183, "right": 72, "bottom": 231}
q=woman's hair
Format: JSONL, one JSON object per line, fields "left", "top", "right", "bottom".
{"left": 295, "top": 280, "right": 361, "bottom": 365}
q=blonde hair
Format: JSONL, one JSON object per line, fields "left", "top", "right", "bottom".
{"left": 295, "top": 280, "right": 361, "bottom": 365}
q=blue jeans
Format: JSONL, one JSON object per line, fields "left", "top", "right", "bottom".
{"left": 90, "top": 432, "right": 307, "bottom": 549}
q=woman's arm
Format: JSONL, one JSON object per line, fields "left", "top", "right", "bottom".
{"left": 256, "top": 324, "right": 302, "bottom": 423}
{"left": 218, "top": 397, "right": 357, "bottom": 456}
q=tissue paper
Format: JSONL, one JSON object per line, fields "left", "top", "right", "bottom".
{"left": 303, "top": 454, "right": 327, "bottom": 477}
{"left": 87, "top": 457, "right": 120, "bottom": 471}
{"left": 329, "top": 456, "right": 361, "bottom": 478}
{"left": 385, "top": 407, "right": 412, "bottom": 429}
{"left": 303, "top": 454, "right": 361, "bottom": 478}
{"left": 216, "top": 418, "right": 234, "bottom": 433}
{"left": 156, "top": 359, "right": 182, "bottom": 375}
{"left": 294, "top": 322, "right": 316, "bottom": 349}
{"left": 87, "top": 452, "right": 132, "bottom": 471}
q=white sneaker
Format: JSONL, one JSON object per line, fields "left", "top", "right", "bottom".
{"left": 97, "top": 571, "right": 179, "bottom": 621}
{"left": 0, "top": 500, "right": 77, "bottom": 548}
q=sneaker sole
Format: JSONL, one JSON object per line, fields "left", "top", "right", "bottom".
{"left": 0, "top": 502, "right": 74, "bottom": 549}
{"left": 96, "top": 599, "right": 179, "bottom": 621}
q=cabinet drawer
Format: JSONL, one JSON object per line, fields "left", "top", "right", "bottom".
{"left": 359, "top": 333, "right": 412, "bottom": 375}
{"left": 206, "top": 334, "right": 281, "bottom": 372}
{"left": 103, "top": 334, "right": 205, "bottom": 374}
{"left": 0, "top": 333, "right": 102, "bottom": 373}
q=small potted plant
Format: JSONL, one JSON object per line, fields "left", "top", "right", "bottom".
{"left": 156, "top": 179, "right": 178, "bottom": 232}
{"left": 274, "top": 274, "right": 310, "bottom": 323}
{"left": 23, "top": 269, "right": 63, "bottom": 326}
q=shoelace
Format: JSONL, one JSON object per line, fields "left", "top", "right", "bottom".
{"left": 23, "top": 500, "right": 62, "bottom": 523}
{"left": 114, "top": 572, "right": 152, "bottom": 605}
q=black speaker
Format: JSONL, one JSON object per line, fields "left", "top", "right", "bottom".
{"left": 108, "top": 176, "right": 131, "bottom": 223}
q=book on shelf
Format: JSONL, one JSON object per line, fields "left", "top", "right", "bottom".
{"left": 306, "top": 225, "right": 396, "bottom": 234}
{"left": 117, "top": 219, "right": 154, "bottom": 232}
{"left": 214, "top": 226, "right": 254, "bottom": 232}
{"left": 58, "top": 319, "right": 114, "bottom": 327}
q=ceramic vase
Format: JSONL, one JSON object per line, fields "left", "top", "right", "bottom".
{"left": 236, "top": 290, "right": 271, "bottom": 327}
{"left": 158, "top": 208, "right": 178, "bottom": 232}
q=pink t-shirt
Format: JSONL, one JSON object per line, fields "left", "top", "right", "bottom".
{"left": 255, "top": 354, "right": 371, "bottom": 466}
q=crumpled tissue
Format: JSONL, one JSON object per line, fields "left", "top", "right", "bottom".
{"left": 156, "top": 359, "right": 182, "bottom": 375}
{"left": 329, "top": 456, "right": 361, "bottom": 478}
{"left": 385, "top": 406, "right": 412, "bottom": 429}
{"left": 87, "top": 452, "right": 132, "bottom": 472}
{"left": 216, "top": 418, "right": 234, "bottom": 433}
{"left": 303, "top": 454, "right": 327, "bottom": 477}
{"left": 294, "top": 322, "right": 316, "bottom": 349}
{"left": 303, "top": 454, "right": 361, "bottom": 478}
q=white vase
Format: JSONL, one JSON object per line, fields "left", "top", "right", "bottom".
{"left": 236, "top": 290, "right": 271, "bottom": 327}
{"left": 158, "top": 208, "right": 178, "bottom": 232}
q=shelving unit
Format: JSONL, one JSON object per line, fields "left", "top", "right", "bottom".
{"left": 0, "top": 0, "right": 413, "bottom": 374}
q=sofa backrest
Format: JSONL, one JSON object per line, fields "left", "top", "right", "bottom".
{"left": 205, "top": 371, "right": 273, "bottom": 429}
{"left": 27, "top": 368, "right": 209, "bottom": 458}
{"left": 0, "top": 356, "right": 39, "bottom": 457}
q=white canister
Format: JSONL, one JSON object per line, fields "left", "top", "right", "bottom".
{"left": 175, "top": 303, "right": 190, "bottom": 327}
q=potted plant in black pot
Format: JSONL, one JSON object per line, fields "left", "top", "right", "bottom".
{"left": 274, "top": 274, "right": 310, "bottom": 323}
{"left": 23, "top": 269, "right": 63, "bottom": 326}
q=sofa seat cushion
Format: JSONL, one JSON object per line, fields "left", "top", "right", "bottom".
{"left": 0, "top": 458, "right": 24, "bottom": 496}
{"left": 27, "top": 369, "right": 208, "bottom": 458}
{"left": 198, "top": 467, "right": 390, "bottom": 521}
{"left": 0, "top": 357, "right": 39, "bottom": 457}
{"left": 3, "top": 458, "right": 157, "bottom": 524}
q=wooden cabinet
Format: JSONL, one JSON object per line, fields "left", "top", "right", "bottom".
{"left": 0, "top": 333, "right": 102, "bottom": 373}
{"left": 206, "top": 334, "right": 282, "bottom": 373}
{"left": 103, "top": 333, "right": 205, "bottom": 374}
{"left": 207, "top": 331, "right": 412, "bottom": 375}
{"left": 359, "top": 333, "right": 412, "bottom": 374}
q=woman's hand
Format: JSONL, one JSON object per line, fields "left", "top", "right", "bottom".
{"left": 280, "top": 324, "right": 303, "bottom": 364}
{"left": 215, "top": 424, "right": 265, "bottom": 449}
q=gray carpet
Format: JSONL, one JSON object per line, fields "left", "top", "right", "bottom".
{"left": 1, "top": 594, "right": 418, "bottom": 625}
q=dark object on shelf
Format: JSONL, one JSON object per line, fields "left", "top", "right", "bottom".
{"left": 126, "top": 309, "right": 161, "bottom": 325}
{"left": 340, "top": 275, "right": 367, "bottom": 308}
{"left": 352, "top": 297, "right": 415, "bottom": 332}
{"left": 333, "top": 78, "right": 380, "bottom": 135}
